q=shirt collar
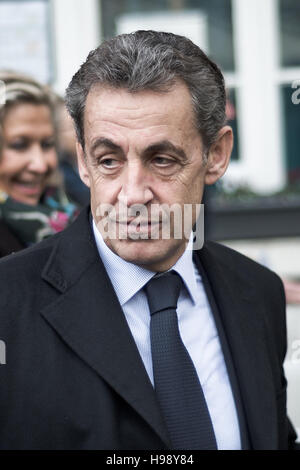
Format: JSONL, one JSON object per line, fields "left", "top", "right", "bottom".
{"left": 92, "top": 219, "right": 199, "bottom": 306}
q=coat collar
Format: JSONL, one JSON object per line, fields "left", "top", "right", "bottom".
{"left": 40, "top": 207, "right": 171, "bottom": 448}
{"left": 92, "top": 219, "right": 199, "bottom": 307}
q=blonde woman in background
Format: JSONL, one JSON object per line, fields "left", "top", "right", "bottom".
{"left": 0, "top": 71, "right": 78, "bottom": 258}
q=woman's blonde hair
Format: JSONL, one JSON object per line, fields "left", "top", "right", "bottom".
{"left": 0, "top": 70, "right": 54, "bottom": 109}
{"left": 0, "top": 71, "right": 55, "bottom": 150}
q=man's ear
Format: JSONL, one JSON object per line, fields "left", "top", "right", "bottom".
{"left": 204, "top": 126, "right": 233, "bottom": 185}
{"left": 76, "top": 141, "right": 91, "bottom": 188}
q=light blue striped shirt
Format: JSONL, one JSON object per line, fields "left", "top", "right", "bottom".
{"left": 92, "top": 220, "right": 241, "bottom": 450}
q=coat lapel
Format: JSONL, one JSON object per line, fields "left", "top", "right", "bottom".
{"left": 195, "top": 244, "right": 278, "bottom": 449}
{"left": 40, "top": 209, "right": 171, "bottom": 448}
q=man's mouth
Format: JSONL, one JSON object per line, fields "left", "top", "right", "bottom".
{"left": 100, "top": 217, "right": 162, "bottom": 239}
{"left": 116, "top": 220, "right": 161, "bottom": 226}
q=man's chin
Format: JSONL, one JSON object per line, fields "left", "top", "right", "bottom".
{"left": 103, "top": 237, "right": 186, "bottom": 272}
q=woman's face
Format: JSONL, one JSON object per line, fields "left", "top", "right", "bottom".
{"left": 0, "top": 103, "right": 57, "bottom": 205}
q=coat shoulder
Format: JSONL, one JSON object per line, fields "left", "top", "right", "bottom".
{"left": 201, "top": 240, "right": 287, "bottom": 358}
{"left": 0, "top": 219, "right": 24, "bottom": 257}
{"left": 0, "top": 207, "right": 90, "bottom": 281}
{"left": 202, "top": 240, "right": 283, "bottom": 287}
{"left": 0, "top": 230, "right": 60, "bottom": 284}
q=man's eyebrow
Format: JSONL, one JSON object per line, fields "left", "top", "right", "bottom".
{"left": 90, "top": 138, "right": 187, "bottom": 160}
{"left": 144, "top": 141, "right": 187, "bottom": 160}
{"left": 90, "top": 137, "right": 121, "bottom": 154}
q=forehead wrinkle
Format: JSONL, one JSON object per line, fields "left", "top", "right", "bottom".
{"left": 113, "top": 111, "right": 166, "bottom": 124}
{"left": 85, "top": 115, "right": 171, "bottom": 137}
{"left": 86, "top": 106, "right": 172, "bottom": 127}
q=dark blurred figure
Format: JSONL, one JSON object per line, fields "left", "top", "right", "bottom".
{"left": 55, "top": 96, "right": 90, "bottom": 207}
{"left": 0, "top": 71, "right": 78, "bottom": 258}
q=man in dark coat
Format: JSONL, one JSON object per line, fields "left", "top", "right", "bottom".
{"left": 0, "top": 31, "right": 298, "bottom": 450}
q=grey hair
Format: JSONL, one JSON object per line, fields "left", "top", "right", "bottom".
{"left": 65, "top": 30, "right": 226, "bottom": 152}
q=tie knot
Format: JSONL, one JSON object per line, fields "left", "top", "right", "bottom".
{"left": 145, "top": 271, "right": 182, "bottom": 316}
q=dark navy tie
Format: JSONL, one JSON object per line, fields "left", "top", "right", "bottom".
{"left": 145, "top": 271, "right": 217, "bottom": 450}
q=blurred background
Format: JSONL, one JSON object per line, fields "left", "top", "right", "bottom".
{"left": 0, "top": 0, "right": 299, "bottom": 437}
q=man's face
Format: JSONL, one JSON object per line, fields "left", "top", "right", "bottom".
{"left": 78, "top": 81, "right": 231, "bottom": 271}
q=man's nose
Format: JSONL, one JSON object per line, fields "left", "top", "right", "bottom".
{"left": 27, "top": 145, "right": 49, "bottom": 174}
{"left": 118, "top": 160, "right": 154, "bottom": 207}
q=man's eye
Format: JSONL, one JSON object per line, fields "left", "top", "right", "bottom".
{"left": 153, "top": 157, "right": 174, "bottom": 166}
{"left": 99, "top": 158, "right": 120, "bottom": 169}
{"left": 152, "top": 156, "right": 179, "bottom": 169}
